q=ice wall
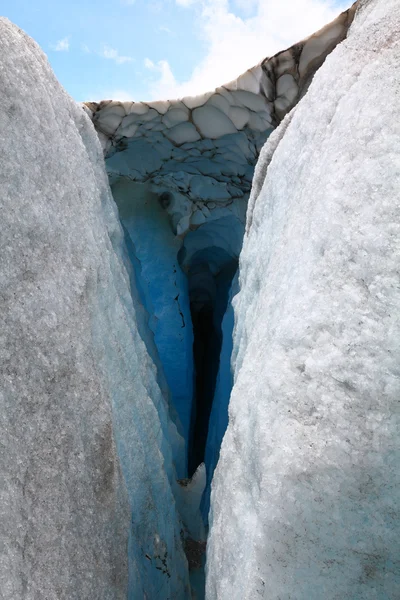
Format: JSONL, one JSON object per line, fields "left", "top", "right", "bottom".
{"left": 0, "top": 19, "right": 192, "bottom": 600}
{"left": 207, "top": 0, "right": 400, "bottom": 598}
{"left": 84, "top": 4, "right": 357, "bottom": 481}
{"left": 85, "top": 4, "right": 356, "bottom": 239}
{"left": 113, "top": 179, "right": 194, "bottom": 451}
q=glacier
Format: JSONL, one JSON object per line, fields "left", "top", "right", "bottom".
{"left": 85, "top": 1, "right": 357, "bottom": 491}
{"left": 207, "top": 0, "right": 400, "bottom": 598}
{"left": 0, "top": 19, "right": 195, "bottom": 600}
{"left": 1, "top": 0, "right": 399, "bottom": 598}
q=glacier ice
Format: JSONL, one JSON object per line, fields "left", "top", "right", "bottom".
{"left": 0, "top": 18, "right": 194, "bottom": 600}
{"left": 82, "top": 7, "right": 356, "bottom": 495}
{"left": 85, "top": 3, "right": 356, "bottom": 239}
{"left": 112, "top": 179, "right": 194, "bottom": 450}
{"left": 2, "top": 0, "right": 399, "bottom": 598}
{"left": 207, "top": 0, "right": 400, "bottom": 598}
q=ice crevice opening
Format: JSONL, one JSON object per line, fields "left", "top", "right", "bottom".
{"left": 85, "top": 4, "right": 359, "bottom": 595}
{"left": 109, "top": 177, "right": 243, "bottom": 596}
{"left": 111, "top": 176, "right": 243, "bottom": 479}
{"left": 178, "top": 220, "right": 240, "bottom": 476}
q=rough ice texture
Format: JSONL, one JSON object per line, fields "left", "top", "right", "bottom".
{"left": 84, "top": 4, "right": 356, "bottom": 238}
{"left": 206, "top": 0, "right": 400, "bottom": 598}
{"left": 0, "top": 19, "right": 191, "bottom": 600}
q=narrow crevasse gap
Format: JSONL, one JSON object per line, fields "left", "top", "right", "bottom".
{"left": 109, "top": 176, "right": 243, "bottom": 597}
{"left": 186, "top": 258, "right": 238, "bottom": 477}
{"left": 113, "top": 179, "right": 244, "bottom": 486}
{"left": 109, "top": 178, "right": 210, "bottom": 598}
{"left": 177, "top": 216, "right": 244, "bottom": 476}
{"left": 177, "top": 231, "right": 241, "bottom": 600}
{"left": 201, "top": 274, "right": 238, "bottom": 522}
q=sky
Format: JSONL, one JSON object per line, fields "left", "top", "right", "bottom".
{"left": 1, "top": 0, "right": 350, "bottom": 102}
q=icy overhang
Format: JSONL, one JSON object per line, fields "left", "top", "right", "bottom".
{"left": 84, "top": 4, "right": 357, "bottom": 237}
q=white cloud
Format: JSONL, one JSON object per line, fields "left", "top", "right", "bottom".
{"left": 81, "top": 44, "right": 91, "bottom": 53}
{"left": 144, "top": 57, "right": 177, "bottom": 88}
{"left": 159, "top": 25, "right": 173, "bottom": 34}
{"left": 232, "top": 0, "right": 259, "bottom": 11}
{"left": 50, "top": 37, "right": 70, "bottom": 52}
{"left": 144, "top": 0, "right": 349, "bottom": 100}
{"left": 90, "top": 88, "right": 137, "bottom": 101}
{"left": 101, "top": 45, "right": 133, "bottom": 64}
{"left": 121, "top": 0, "right": 136, "bottom": 4}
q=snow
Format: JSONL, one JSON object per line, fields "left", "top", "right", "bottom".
{"left": 231, "top": 89, "right": 271, "bottom": 113}
{"left": 207, "top": 93, "right": 232, "bottom": 115}
{"left": 247, "top": 112, "right": 271, "bottom": 132}
{"left": 0, "top": 18, "right": 193, "bottom": 600}
{"left": 235, "top": 69, "right": 261, "bottom": 94}
{"left": 147, "top": 100, "right": 171, "bottom": 115}
{"left": 95, "top": 110, "right": 124, "bottom": 134}
{"left": 207, "top": 1, "right": 400, "bottom": 598}
{"left": 274, "top": 50, "right": 296, "bottom": 77}
{"left": 128, "top": 102, "right": 149, "bottom": 115}
{"left": 299, "top": 22, "right": 346, "bottom": 77}
{"left": 182, "top": 92, "right": 214, "bottom": 110}
{"left": 276, "top": 74, "right": 298, "bottom": 105}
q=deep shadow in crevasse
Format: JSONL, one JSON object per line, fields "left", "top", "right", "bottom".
{"left": 183, "top": 256, "right": 238, "bottom": 477}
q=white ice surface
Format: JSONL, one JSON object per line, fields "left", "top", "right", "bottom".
{"left": 207, "top": 1, "right": 400, "bottom": 598}
{"left": 0, "top": 19, "right": 191, "bottom": 600}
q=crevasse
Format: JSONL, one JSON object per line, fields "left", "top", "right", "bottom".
{"left": 2, "top": 1, "right": 399, "bottom": 599}
{"left": 87, "top": 6, "right": 358, "bottom": 538}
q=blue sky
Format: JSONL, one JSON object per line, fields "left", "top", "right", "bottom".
{"left": 1, "top": 0, "right": 349, "bottom": 102}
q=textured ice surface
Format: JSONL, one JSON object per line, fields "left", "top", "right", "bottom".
{"left": 0, "top": 19, "right": 192, "bottom": 600}
{"left": 207, "top": 0, "right": 400, "bottom": 598}
{"left": 112, "top": 180, "right": 194, "bottom": 449}
{"left": 192, "top": 105, "right": 237, "bottom": 139}
{"left": 85, "top": 5, "right": 355, "bottom": 239}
